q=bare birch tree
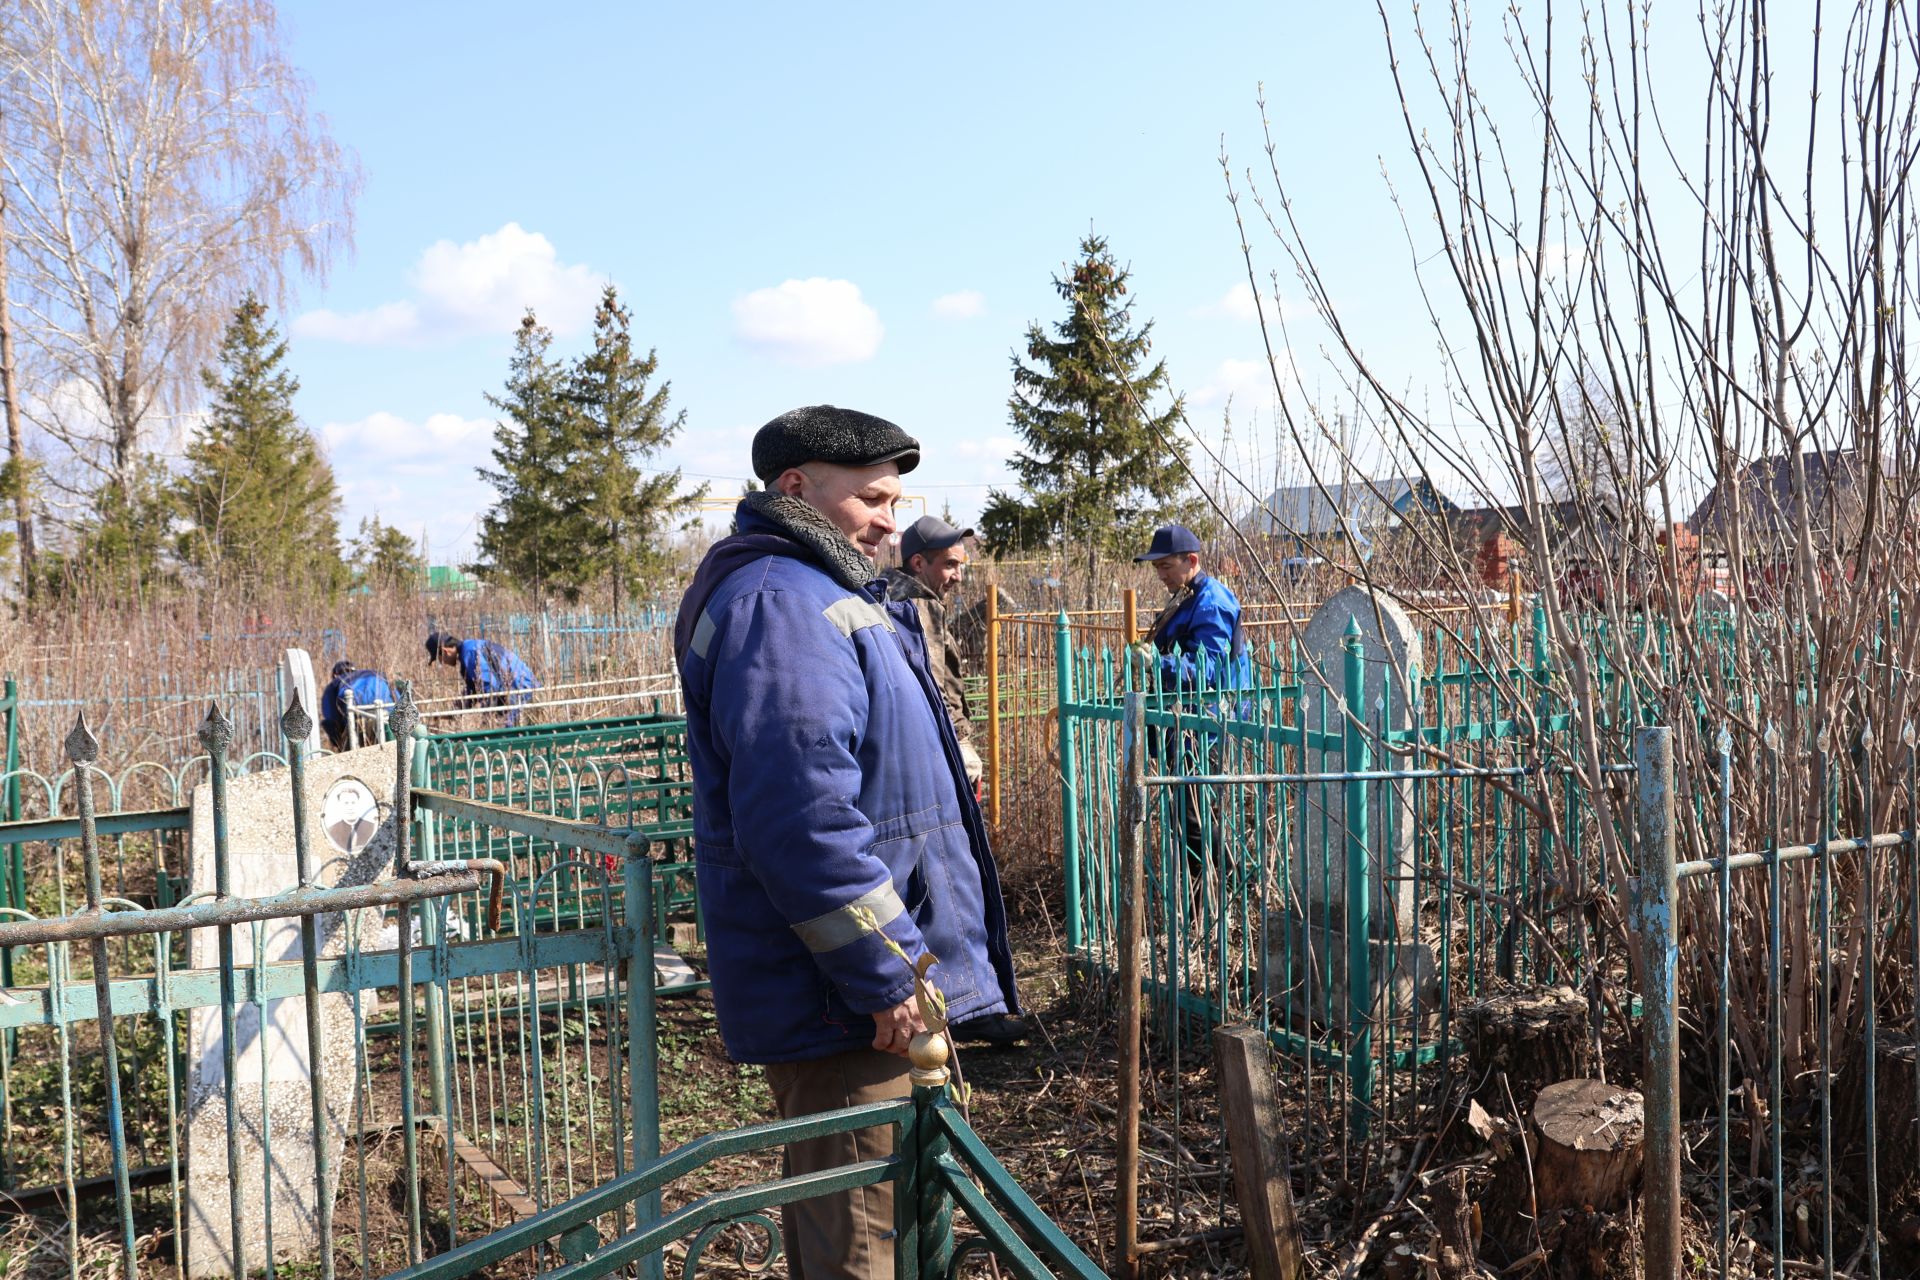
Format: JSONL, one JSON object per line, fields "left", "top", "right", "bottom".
{"left": 0, "top": 0, "right": 358, "bottom": 527}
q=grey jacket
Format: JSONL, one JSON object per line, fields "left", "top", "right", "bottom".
{"left": 883, "top": 567, "right": 981, "bottom": 781}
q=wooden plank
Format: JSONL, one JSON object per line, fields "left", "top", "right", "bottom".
{"left": 449, "top": 1129, "right": 540, "bottom": 1220}
{"left": 1213, "top": 1025, "right": 1306, "bottom": 1280}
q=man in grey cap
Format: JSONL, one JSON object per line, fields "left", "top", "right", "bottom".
{"left": 884, "top": 515, "right": 982, "bottom": 789}
{"left": 674, "top": 406, "right": 1020, "bottom": 1280}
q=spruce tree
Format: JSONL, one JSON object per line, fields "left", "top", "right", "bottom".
{"left": 564, "top": 286, "right": 703, "bottom": 612}
{"left": 982, "top": 235, "right": 1194, "bottom": 599}
{"left": 476, "top": 311, "right": 590, "bottom": 600}
{"left": 350, "top": 516, "right": 426, "bottom": 589}
{"left": 175, "top": 294, "right": 346, "bottom": 595}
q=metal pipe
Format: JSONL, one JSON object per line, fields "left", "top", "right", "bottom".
{"left": 1058, "top": 612, "right": 1082, "bottom": 955}
{"left": 0, "top": 863, "right": 505, "bottom": 948}
{"left": 1674, "top": 830, "right": 1909, "bottom": 879}
{"left": 1144, "top": 761, "right": 1639, "bottom": 786}
{"left": 203, "top": 705, "right": 248, "bottom": 1280}
{"left": 1635, "top": 726, "right": 1680, "bottom": 1280}
{"left": 985, "top": 588, "right": 1001, "bottom": 826}
{"left": 1115, "top": 691, "right": 1146, "bottom": 1280}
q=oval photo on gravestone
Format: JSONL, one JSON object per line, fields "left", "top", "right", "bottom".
{"left": 321, "top": 776, "right": 381, "bottom": 854}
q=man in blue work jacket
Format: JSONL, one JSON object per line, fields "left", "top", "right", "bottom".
{"left": 674, "top": 405, "right": 1019, "bottom": 1280}
{"left": 1134, "top": 523, "right": 1251, "bottom": 908}
{"left": 424, "top": 632, "right": 540, "bottom": 726}
{"left": 318, "top": 660, "right": 396, "bottom": 751}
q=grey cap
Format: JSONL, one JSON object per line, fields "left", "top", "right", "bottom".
{"left": 751, "top": 405, "right": 921, "bottom": 483}
{"left": 900, "top": 515, "right": 974, "bottom": 565}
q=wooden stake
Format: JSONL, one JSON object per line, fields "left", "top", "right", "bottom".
{"left": 1213, "top": 1026, "right": 1306, "bottom": 1280}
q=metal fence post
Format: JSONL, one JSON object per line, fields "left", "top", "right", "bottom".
{"left": 1, "top": 675, "right": 17, "bottom": 993}
{"left": 1115, "top": 691, "right": 1146, "bottom": 1280}
{"left": 986, "top": 590, "right": 1002, "bottom": 826}
{"left": 911, "top": 1033, "right": 955, "bottom": 1280}
{"left": 623, "top": 832, "right": 663, "bottom": 1280}
{"left": 1635, "top": 725, "right": 1680, "bottom": 1280}
{"left": 1057, "top": 610, "right": 1082, "bottom": 956}
{"left": 1342, "top": 619, "right": 1374, "bottom": 1134}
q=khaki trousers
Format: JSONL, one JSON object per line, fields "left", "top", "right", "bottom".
{"left": 764, "top": 1048, "right": 911, "bottom": 1280}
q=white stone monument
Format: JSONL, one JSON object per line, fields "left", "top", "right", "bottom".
{"left": 184, "top": 742, "right": 395, "bottom": 1276}
{"left": 1271, "top": 586, "right": 1436, "bottom": 1025}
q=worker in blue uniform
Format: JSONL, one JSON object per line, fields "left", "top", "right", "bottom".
{"left": 318, "top": 660, "right": 396, "bottom": 751}
{"left": 425, "top": 632, "right": 540, "bottom": 726}
{"left": 1132, "top": 523, "right": 1251, "bottom": 912}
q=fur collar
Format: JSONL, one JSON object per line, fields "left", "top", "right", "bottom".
{"left": 740, "top": 490, "right": 877, "bottom": 592}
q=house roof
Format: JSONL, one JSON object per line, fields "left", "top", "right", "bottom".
{"left": 1246, "top": 478, "right": 1453, "bottom": 538}
{"left": 1687, "top": 450, "right": 1863, "bottom": 537}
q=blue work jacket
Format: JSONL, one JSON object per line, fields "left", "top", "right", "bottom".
{"left": 319, "top": 670, "right": 394, "bottom": 749}
{"left": 457, "top": 639, "right": 538, "bottom": 723}
{"left": 674, "top": 497, "right": 1017, "bottom": 1064}
{"left": 1149, "top": 573, "right": 1253, "bottom": 692}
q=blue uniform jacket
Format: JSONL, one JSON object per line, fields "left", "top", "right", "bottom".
{"left": 320, "top": 670, "right": 395, "bottom": 749}
{"left": 458, "top": 639, "right": 538, "bottom": 723}
{"left": 1149, "top": 573, "right": 1253, "bottom": 691}
{"left": 674, "top": 494, "right": 1018, "bottom": 1065}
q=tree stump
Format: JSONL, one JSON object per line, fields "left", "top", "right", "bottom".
{"left": 1429, "top": 1167, "right": 1481, "bottom": 1279}
{"left": 1530, "top": 1079, "right": 1644, "bottom": 1214}
{"left": 1464, "top": 985, "right": 1592, "bottom": 1104}
{"left": 1833, "top": 1033, "right": 1920, "bottom": 1213}
{"left": 1481, "top": 1079, "right": 1644, "bottom": 1271}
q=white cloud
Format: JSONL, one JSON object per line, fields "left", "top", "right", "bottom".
{"left": 319, "top": 411, "right": 500, "bottom": 562}
{"left": 319, "top": 411, "right": 493, "bottom": 461}
{"left": 1190, "top": 357, "right": 1289, "bottom": 408}
{"left": 296, "top": 223, "right": 606, "bottom": 345}
{"left": 931, "top": 290, "right": 986, "bottom": 319}
{"left": 1499, "top": 242, "right": 1587, "bottom": 278}
{"left": 732, "top": 278, "right": 883, "bottom": 366}
{"left": 1195, "top": 282, "right": 1262, "bottom": 322}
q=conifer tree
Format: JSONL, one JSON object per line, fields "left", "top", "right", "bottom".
{"left": 564, "top": 286, "right": 703, "bottom": 612}
{"left": 350, "top": 516, "right": 426, "bottom": 589}
{"left": 175, "top": 294, "right": 345, "bottom": 594}
{"left": 476, "top": 311, "right": 589, "bottom": 600}
{"left": 981, "top": 235, "right": 1193, "bottom": 596}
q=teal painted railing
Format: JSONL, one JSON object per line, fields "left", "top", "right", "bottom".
{"left": 385, "top": 1034, "right": 1107, "bottom": 1280}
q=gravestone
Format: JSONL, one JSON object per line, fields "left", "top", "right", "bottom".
{"left": 1270, "top": 586, "right": 1435, "bottom": 1025}
{"left": 281, "top": 649, "right": 322, "bottom": 758}
{"left": 184, "top": 742, "right": 396, "bottom": 1277}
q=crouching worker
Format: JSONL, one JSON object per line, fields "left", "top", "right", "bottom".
{"left": 319, "top": 660, "right": 396, "bottom": 751}
{"left": 674, "top": 405, "right": 1020, "bottom": 1280}
{"left": 424, "top": 632, "right": 539, "bottom": 726}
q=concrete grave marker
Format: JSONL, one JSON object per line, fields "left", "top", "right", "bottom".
{"left": 184, "top": 742, "right": 396, "bottom": 1277}
{"left": 1272, "top": 585, "right": 1436, "bottom": 1024}
{"left": 281, "top": 649, "right": 323, "bottom": 758}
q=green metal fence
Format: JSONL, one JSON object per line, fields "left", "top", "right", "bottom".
{"left": 0, "top": 688, "right": 664, "bottom": 1280}
{"left": 1060, "top": 604, "right": 1641, "bottom": 1246}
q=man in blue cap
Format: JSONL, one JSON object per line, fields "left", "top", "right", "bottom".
{"left": 425, "top": 632, "right": 540, "bottom": 726}
{"left": 1133, "top": 523, "right": 1250, "bottom": 909}
{"left": 1133, "top": 523, "right": 1249, "bottom": 690}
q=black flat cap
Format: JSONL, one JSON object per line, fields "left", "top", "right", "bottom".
{"left": 751, "top": 405, "right": 920, "bottom": 483}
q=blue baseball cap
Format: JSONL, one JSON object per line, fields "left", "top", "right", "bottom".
{"left": 1134, "top": 524, "right": 1202, "bottom": 562}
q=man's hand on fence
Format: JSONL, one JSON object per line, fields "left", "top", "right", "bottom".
{"left": 871, "top": 998, "right": 928, "bottom": 1057}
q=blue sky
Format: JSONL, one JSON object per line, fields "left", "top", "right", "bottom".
{"left": 278, "top": 3, "right": 1435, "bottom": 561}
